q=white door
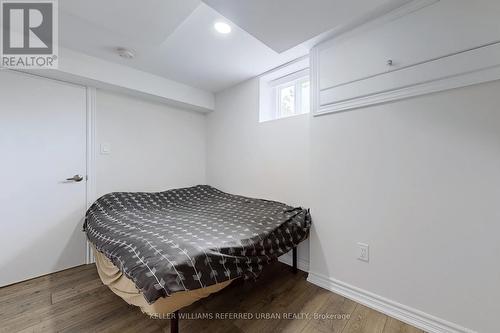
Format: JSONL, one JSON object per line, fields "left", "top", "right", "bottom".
{"left": 0, "top": 70, "right": 88, "bottom": 286}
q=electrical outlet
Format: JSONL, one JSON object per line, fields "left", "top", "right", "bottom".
{"left": 357, "top": 243, "right": 369, "bottom": 262}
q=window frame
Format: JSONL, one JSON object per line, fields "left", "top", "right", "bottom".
{"left": 258, "top": 57, "right": 310, "bottom": 123}
{"left": 273, "top": 71, "right": 310, "bottom": 120}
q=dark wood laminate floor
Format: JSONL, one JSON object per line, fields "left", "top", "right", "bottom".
{"left": 0, "top": 263, "right": 424, "bottom": 333}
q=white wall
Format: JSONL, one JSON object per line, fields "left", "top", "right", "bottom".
{"left": 206, "top": 77, "right": 500, "bottom": 332}
{"left": 96, "top": 90, "right": 206, "bottom": 197}
{"left": 309, "top": 81, "right": 500, "bottom": 333}
{"left": 206, "top": 78, "right": 311, "bottom": 266}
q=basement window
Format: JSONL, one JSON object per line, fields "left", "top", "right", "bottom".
{"left": 259, "top": 58, "right": 310, "bottom": 122}
{"left": 276, "top": 75, "right": 310, "bottom": 118}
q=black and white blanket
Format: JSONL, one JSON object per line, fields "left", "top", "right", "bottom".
{"left": 84, "top": 185, "right": 311, "bottom": 304}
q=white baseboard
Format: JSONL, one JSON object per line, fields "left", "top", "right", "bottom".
{"left": 278, "top": 253, "right": 310, "bottom": 272}
{"left": 307, "top": 271, "right": 476, "bottom": 333}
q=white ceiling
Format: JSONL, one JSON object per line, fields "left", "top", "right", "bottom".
{"left": 203, "top": 0, "right": 401, "bottom": 53}
{"left": 59, "top": 0, "right": 407, "bottom": 93}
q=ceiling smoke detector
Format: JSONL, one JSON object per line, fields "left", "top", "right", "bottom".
{"left": 116, "top": 47, "right": 135, "bottom": 59}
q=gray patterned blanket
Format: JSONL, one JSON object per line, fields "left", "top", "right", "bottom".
{"left": 84, "top": 185, "right": 311, "bottom": 304}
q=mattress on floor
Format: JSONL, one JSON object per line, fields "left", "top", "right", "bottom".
{"left": 93, "top": 246, "right": 232, "bottom": 315}
{"left": 85, "top": 185, "right": 311, "bottom": 304}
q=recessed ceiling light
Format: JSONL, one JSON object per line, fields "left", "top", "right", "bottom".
{"left": 214, "top": 21, "right": 231, "bottom": 34}
{"left": 116, "top": 47, "right": 135, "bottom": 59}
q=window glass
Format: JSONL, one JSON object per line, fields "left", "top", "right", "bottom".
{"left": 279, "top": 85, "right": 295, "bottom": 117}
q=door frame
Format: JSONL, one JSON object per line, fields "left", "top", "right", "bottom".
{"left": 85, "top": 86, "right": 97, "bottom": 264}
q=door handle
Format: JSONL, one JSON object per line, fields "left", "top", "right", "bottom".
{"left": 66, "top": 174, "right": 84, "bottom": 182}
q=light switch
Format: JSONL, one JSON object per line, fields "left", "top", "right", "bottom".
{"left": 100, "top": 143, "right": 111, "bottom": 155}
